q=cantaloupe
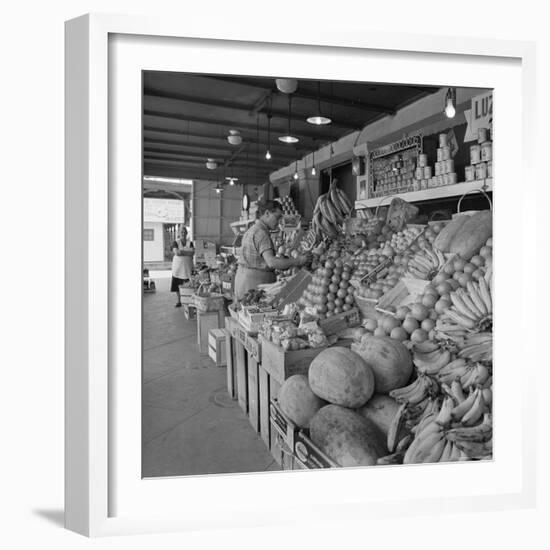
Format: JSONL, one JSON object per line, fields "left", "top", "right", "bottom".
{"left": 309, "top": 404, "right": 386, "bottom": 467}
{"left": 308, "top": 347, "right": 375, "bottom": 408}
{"left": 278, "top": 375, "right": 326, "bottom": 428}
{"left": 357, "top": 394, "right": 400, "bottom": 436}
{"left": 449, "top": 210, "right": 492, "bottom": 261}
{"left": 351, "top": 336, "right": 413, "bottom": 393}
{"left": 433, "top": 215, "right": 468, "bottom": 252}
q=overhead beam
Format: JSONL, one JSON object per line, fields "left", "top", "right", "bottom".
{"left": 144, "top": 156, "right": 275, "bottom": 171}
{"left": 198, "top": 76, "right": 398, "bottom": 115}
{"left": 144, "top": 89, "right": 359, "bottom": 129}
{"left": 144, "top": 110, "right": 341, "bottom": 141}
{"left": 143, "top": 138, "right": 309, "bottom": 158}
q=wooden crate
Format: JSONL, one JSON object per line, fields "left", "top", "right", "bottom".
{"left": 183, "top": 303, "right": 197, "bottom": 320}
{"left": 292, "top": 431, "right": 339, "bottom": 469}
{"left": 208, "top": 328, "right": 227, "bottom": 366}
{"left": 258, "top": 335, "right": 326, "bottom": 384}
{"left": 270, "top": 398, "right": 299, "bottom": 451}
{"left": 225, "top": 319, "right": 236, "bottom": 400}
{"left": 318, "top": 307, "right": 361, "bottom": 336}
{"left": 247, "top": 354, "right": 260, "bottom": 433}
{"left": 197, "top": 309, "right": 225, "bottom": 354}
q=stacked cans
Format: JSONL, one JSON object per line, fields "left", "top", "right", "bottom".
{"left": 411, "top": 133, "right": 459, "bottom": 190}
{"left": 465, "top": 128, "right": 492, "bottom": 181}
{"left": 371, "top": 149, "right": 417, "bottom": 198}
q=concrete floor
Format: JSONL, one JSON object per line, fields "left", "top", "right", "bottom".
{"left": 142, "top": 272, "right": 281, "bottom": 477}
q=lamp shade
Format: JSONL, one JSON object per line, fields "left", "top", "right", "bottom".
{"left": 227, "top": 130, "right": 242, "bottom": 145}
{"left": 275, "top": 78, "right": 298, "bottom": 94}
{"left": 206, "top": 158, "right": 218, "bottom": 170}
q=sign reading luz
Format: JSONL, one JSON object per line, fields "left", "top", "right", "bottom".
{"left": 464, "top": 92, "right": 493, "bottom": 142}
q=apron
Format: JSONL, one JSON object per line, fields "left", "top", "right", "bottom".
{"left": 172, "top": 239, "right": 193, "bottom": 280}
{"left": 234, "top": 266, "right": 276, "bottom": 301}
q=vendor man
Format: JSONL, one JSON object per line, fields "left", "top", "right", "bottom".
{"left": 234, "top": 200, "right": 309, "bottom": 300}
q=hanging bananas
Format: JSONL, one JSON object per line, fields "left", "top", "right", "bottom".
{"left": 311, "top": 179, "right": 352, "bottom": 239}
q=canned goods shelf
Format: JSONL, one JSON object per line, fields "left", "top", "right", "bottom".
{"left": 354, "top": 178, "right": 493, "bottom": 209}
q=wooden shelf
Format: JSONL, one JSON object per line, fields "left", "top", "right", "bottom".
{"left": 355, "top": 179, "right": 493, "bottom": 209}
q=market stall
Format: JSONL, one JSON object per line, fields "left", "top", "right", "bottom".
{"left": 211, "top": 125, "right": 493, "bottom": 470}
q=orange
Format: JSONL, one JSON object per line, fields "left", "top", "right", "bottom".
{"left": 422, "top": 294, "right": 438, "bottom": 308}
{"left": 390, "top": 327, "right": 409, "bottom": 342}
{"left": 411, "top": 328, "right": 429, "bottom": 343}
{"left": 421, "top": 318, "right": 436, "bottom": 332}
{"left": 402, "top": 316, "right": 420, "bottom": 334}
{"left": 411, "top": 303, "right": 429, "bottom": 321}
{"left": 383, "top": 316, "right": 401, "bottom": 333}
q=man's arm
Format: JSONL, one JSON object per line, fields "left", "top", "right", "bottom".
{"left": 262, "top": 249, "right": 307, "bottom": 270}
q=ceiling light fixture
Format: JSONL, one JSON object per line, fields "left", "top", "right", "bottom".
{"left": 275, "top": 78, "right": 298, "bottom": 94}
{"left": 311, "top": 150, "right": 316, "bottom": 176}
{"left": 293, "top": 161, "right": 299, "bottom": 180}
{"left": 214, "top": 183, "right": 223, "bottom": 194}
{"left": 279, "top": 94, "right": 299, "bottom": 144}
{"left": 444, "top": 87, "right": 456, "bottom": 119}
{"left": 227, "top": 129, "right": 242, "bottom": 145}
{"left": 206, "top": 158, "right": 218, "bottom": 170}
{"left": 265, "top": 112, "right": 272, "bottom": 160}
{"left": 307, "top": 81, "right": 332, "bottom": 125}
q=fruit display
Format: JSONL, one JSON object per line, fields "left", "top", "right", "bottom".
{"left": 266, "top": 204, "right": 492, "bottom": 469}
{"left": 276, "top": 195, "right": 299, "bottom": 216}
{"left": 297, "top": 256, "right": 356, "bottom": 318}
{"left": 278, "top": 375, "right": 326, "bottom": 429}
{"left": 311, "top": 179, "right": 353, "bottom": 239}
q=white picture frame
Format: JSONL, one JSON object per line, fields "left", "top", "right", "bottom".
{"left": 65, "top": 13, "right": 537, "bottom": 537}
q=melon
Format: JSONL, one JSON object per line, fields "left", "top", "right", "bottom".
{"left": 449, "top": 210, "right": 492, "bottom": 261}
{"left": 278, "top": 375, "right": 326, "bottom": 428}
{"left": 351, "top": 336, "right": 413, "bottom": 393}
{"left": 308, "top": 347, "right": 375, "bottom": 408}
{"left": 433, "top": 215, "right": 468, "bottom": 252}
{"left": 357, "top": 394, "right": 400, "bottom": 436}
{"left": 309, "top": 404, "right": 386, "bottom": 467}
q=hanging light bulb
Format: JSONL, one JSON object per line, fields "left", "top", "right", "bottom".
{"left": 279, "top": 94, "right": 299, "bottom": 144}
{"left": 265, "top": 112, "right": 272, "bottom": 160}
{"left": 293, "top": 161, "right": 299, "bottom": 180}
{"left": 227, "top": 129, "right": 242, "bottom": 145}
{"left": 229, "top": 178, "right": 236, "bottom": 186}
{"left": 311, "top": 149, "right": 316, "bottom": 176}
{"left": 307, "top": 81, "right": 332, "bottom": 125}
{"left": 444, "top": 87, "right": 456, "bottom": 119}
{"left": 311, "top": 165, "right": 316, "bottom": 176}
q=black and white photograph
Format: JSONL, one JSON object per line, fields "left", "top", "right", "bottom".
{"left": 141, "top": 72, "right": 494, "bottom": 477}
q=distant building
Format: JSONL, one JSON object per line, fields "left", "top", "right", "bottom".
{"left": 143, "top": 198, "right": 185, "bottom": 263}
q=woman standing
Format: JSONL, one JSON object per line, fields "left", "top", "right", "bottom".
{"left": 234, "top": 200, "right": 308, "bottom": 301}
{"left": 171, "top": 225, "right": 195, "bottom": 307}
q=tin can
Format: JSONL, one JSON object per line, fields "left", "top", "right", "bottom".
{"left": 465, "top": 165, "right": 475, "bottom": 181}
{"left": 439, "top": 133, "right": 448, "bottom": 147}
{"left": 437, "top": 148, "right": 443, "bottom": 162}
{"left": 412, "top": 179, "right": 420, "bottom": 191}
{"left": 420, "top": 179, "right": 428, "bottom": 190}
{"left": 434, "top": 162, "right": 441, "bottom": 176}
{"left": 470, "top": 144, "right": 481, "bottom": 164}
{"left": 424, "top": 166, "right": 433, "bottom": 179}
{"left": 437, "top": 175, "right": 444, "bottom": 186}
{"left": 448, "top": 172, "right": 458, "bottom": 184}
{"left": 441, "top": 146, "right": 451, "bottom": 160}
{"left": 444, "top": 159, "right": 455, "bottom": 173}
{"left": 487, "top": 161, "right": 493, "bottom": 177}
{"left": 475, "top": 162, "right": 487, "bottom": 180}
{"left": 418, "top": 154, "right": 428, "bottom": 167}
{"left": 478, "top": 127, "right": 488, "bottom": 143}
{"left": 481, "top": 141, "right": 492, "bottom": 162}
{"left": 443, "top": 174, "right": 450, "bottom": 185}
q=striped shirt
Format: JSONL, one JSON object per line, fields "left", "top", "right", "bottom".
{"left": 239, "top": 220, "right": 274, "bottom": 271}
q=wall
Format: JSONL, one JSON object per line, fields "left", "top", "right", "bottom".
{"left": 192, "top": 180, "right": 243, "bottom": 246}
{"left": 143, "top": 221, "right": 165, "bottom": 263}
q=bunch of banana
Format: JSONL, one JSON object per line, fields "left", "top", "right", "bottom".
{"left": 406, "top": 244, "right": 446, "bottom": 280}
{"left": 436, "top": 357, "right": 470, "bottom": 385}
{"left": 311, "top": 180, "right": 352, "bottom": 240}
{"left": 458, "top": 332, "right": 493, "bottom": 362}
{"left": 441, "top": 279, "right": 493, "bottom": 331}
{"left": 450, "top": 386, "right": 489, "bottom": 426}
{"left": 446, "top": 413, "right": 492, "bottom": 459}
{"left": 412, "top": 341, "right": 453, "bottom": 375}
{"left": 389, "top": 373, "right": 439, "bottom": 405}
